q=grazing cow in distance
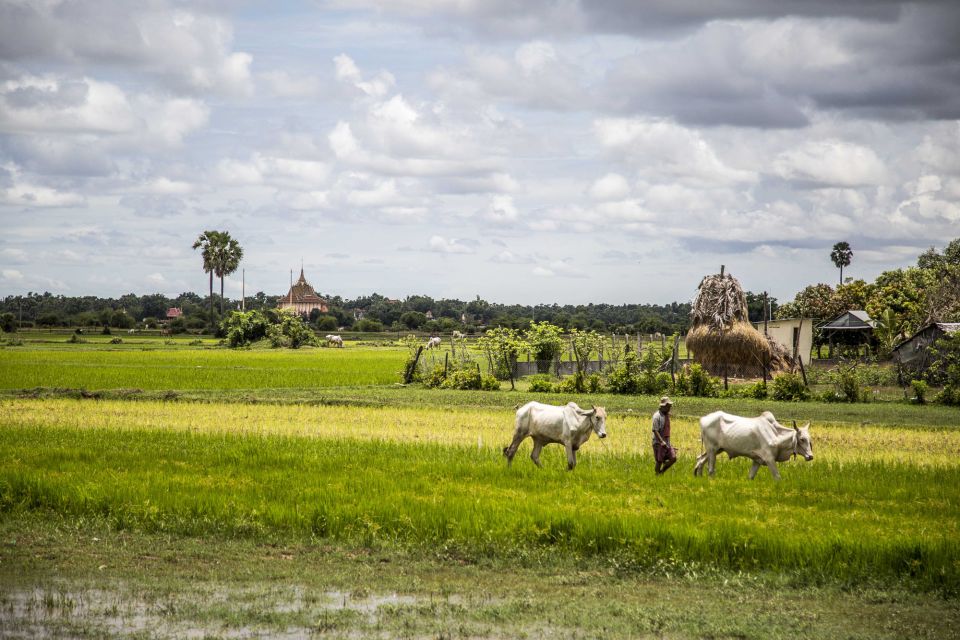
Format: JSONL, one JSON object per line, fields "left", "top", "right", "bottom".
{"left": 504, "top": 401, "right": 607, "bottom": 471}
{"left": 325, "top": 334, "right": 343, "bottom": 348}
{"left": 452, "top": 330, "right": 464, "bottom": 339}
{"left": 425, "top": 336, "right": 441, "bottom": 349}
{"left": 694, "top": 411, "right": 813, "bottom": 480}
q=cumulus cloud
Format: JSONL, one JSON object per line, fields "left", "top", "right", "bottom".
{"left": 0, "top": 2, "right": 254, "bottom": 95}
{"left": 773, "top": 140, "right": 888, "bottom": 187}
{"left": 427, "top": 235, "right": 475, "bottom": 254}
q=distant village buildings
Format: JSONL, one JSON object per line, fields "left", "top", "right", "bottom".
{"left": 278, "top": 269, "right": 328, "bottom": 316}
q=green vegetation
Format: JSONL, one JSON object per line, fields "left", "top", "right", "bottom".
{"left": 0, "top": 348, "right": 405, "bottom": 390}
{"left": 2, "top": 399, "right": 958, "bottom": 594}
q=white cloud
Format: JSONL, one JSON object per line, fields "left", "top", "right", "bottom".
{"left": 773, "top": 140, "right": 887, "bottom": 187}
{"left": 1, "top": 269, "right": 24, "bottom": 282}
{"left": 595, "top": 118, "right": 757, "bottom": 187}
{"left": 333, "top": 53, "right": 395, "bottom": 98}
{"left": 428, "top": 235, "right": 475, "bottom": 254}
{"left": 588, "top": 173, "right": 630, "bottom": 201}
{"left": 0, "top": 3, "right": 253, "bottom": 95}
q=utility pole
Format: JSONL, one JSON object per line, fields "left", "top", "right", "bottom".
{"left": 241, "top": 269, "right": 245, "bottom": 312}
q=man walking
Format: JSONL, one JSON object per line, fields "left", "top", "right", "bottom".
{"left": 652, "top": 396, "right": 677, "bottom": 475}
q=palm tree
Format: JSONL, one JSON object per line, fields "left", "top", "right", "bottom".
{"left": 830, "top": 241, "right": 853, "bottom": 285}
{"left": 192, "top": 231, "right": 218, "bottom": 326}
{"left": 210, "top": 231, "right": 244, "bottom": 315}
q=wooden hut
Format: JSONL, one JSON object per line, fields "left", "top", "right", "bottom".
{"left": 893, "top": 322, "right": 960, "bottom": 372}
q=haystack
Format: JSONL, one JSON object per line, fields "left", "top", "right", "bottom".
{"left": 685, "top": 270, "right": 792, "bottom": 375}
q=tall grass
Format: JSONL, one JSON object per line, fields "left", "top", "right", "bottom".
{"left": 1, "top": 399, "right": 957, "bottom": 592}
{"left": 0, "top": 349, "right": 405, "bottom": 390}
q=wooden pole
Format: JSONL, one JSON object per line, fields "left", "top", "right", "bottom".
{"left": 762, "top": 291, "right": 769, "bottom": 386}
{"left": 404, "top": 346, "right": 424, "bottom": 384}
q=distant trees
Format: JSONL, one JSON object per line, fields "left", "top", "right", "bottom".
{"left": 830, "top": 241, "right": 853, "bottom": 285}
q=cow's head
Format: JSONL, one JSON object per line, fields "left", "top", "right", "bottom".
{"left": 589, "top": 406, "right": 607, "bottom": 439}
{"left": 793, "top": 421, "right": 813, "bottom": 461}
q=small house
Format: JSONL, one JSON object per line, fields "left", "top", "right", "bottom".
{"left": 753, "top": 318, "right": 813, "bottom": 365}
{"left": 893, "top": 322, "right": 960, "bottom": 372}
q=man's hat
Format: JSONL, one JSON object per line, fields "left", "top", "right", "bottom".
{"left": 659, "top": 396, "right": 673, "bottom": 408}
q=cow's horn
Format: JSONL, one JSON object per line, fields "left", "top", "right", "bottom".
{"left": 792, "top": 420, "right": 798, "bottom": 430}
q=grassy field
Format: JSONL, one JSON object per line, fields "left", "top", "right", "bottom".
{"left": 0, "top": 347, "right": 406, "bottom": 389}
{"left": 2, "top": 340, "right": 959, "bottom": 637}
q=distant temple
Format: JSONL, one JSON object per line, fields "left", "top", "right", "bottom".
{"left": 278, "top": 268, "right": 328, "bottom": 316}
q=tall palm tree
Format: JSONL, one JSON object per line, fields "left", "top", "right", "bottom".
{"left": 192, "top": 230, "right": 218, "bottom": 326}
{"left": 211, "top": 232, "right": 244, "bottom": 315}
{"left": 830, "top": 241, "right": 853, "bottom": 285}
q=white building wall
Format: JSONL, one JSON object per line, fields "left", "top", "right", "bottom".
{"left": 755, "top": 318, "right": 813, "bottom": 365}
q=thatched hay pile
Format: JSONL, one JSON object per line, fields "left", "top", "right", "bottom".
{"left": 686, "top": 270, "right": 792, "bottom": 374}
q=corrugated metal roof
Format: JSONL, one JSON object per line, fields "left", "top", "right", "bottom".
{"left": 821, "top": 310, "right": 875, "bottom": 329}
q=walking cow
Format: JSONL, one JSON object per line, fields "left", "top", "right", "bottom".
{"left": 503, "top": 401, "right": 607, "bottom": 471}
{"left": 694, "top": 411, "right": 813, "bottom": 480}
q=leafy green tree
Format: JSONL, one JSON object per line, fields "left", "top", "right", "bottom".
{"left": 267, "top": 310, "right": 316, "bottom": 349}
{"left": 477, "top": 327, "right": 527, "bottom": 390}
{"left": 872, "top": 308, "right": 905, "bottom": 358}
{"left": 221, "top": 310, "right": 271, "bottom": 347}
{"left": 831, "top": 241, "right": 853, "bottom": 285}
{"left": 777, "top": 284, "right": 838, "bottom": 321}
{"left": 523, "top": 321, "right": 564, "bottom": 373}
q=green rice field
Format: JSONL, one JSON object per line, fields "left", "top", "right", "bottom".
{"left": 0, "top": 347, "right": 406, "bottom": 389}
{"left": 1, "top": 339, "right": 959, "bottom": 637}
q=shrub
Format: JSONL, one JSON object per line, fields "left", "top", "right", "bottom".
{"left": 101, "top": 325, "right": 112, "bottom": 335}
{"left": 527, "top": 374, "right": 556, "bottom": 393}
{"left": 834, "top": 364, "right": 864, "bottom": 403}
{"left": 109, "top": 337, "right": 123, "bottom": 344}
{"left": 936, "top": 385, "right": 960, "bottom": 406}
{"left": 441, "top": 368, "right": 498, "bottom": 391}
{"left": 480, "top": 373, "right": 501, "bottom": 391}
{"left": 910, "top": 379, "right": 929, "bottom": 404}
{"left": 677, "top": 364, "right": 719, "bottom": 397}
{"left": 67, "top": 334, "right": 86, "bottom": 344}
{"left": 771, "top": 373, "right": 809, "bottom": 401}
{"left": 586, "top": 373, "right": 605, "bottom": 393}
{"left": 314, "top": 315, "right": 338, "bottom": 331}
{"left": 267, "top": 312, "right": 317, "bottom": 349}
{"left": 607, "top": 348, "right": 641, "bottom": 394}
{"left": 355, "top": 319, "right": 384, "bottom": 332}
{"left": 555, "top": 376, "right": 580, "bottom": 394}
{"left": 221, "top": 310, "right": 271, "bottom": 347}
{"left": 422, "top": 365, "right": 447, "bottom": 389}
{"left": 0, "top": 312, "right": 16, "bottom": 333}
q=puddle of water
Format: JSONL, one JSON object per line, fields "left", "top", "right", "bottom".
{"left": 0, "top": 584, "right": 483, "bottom": 638}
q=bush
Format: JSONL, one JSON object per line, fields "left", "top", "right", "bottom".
{"left": 587, "top": 372, "right": 606, "bottom": 394}
{"left": 834, "top": 364, "right": 865, "bottom": 403}
{"left": 221, "top": 310, "right": 271, "bottom": 347}
{"left": 67, "top": 334, "right": 86, "bottom": 344}
{"left": 101, "top": 325, "right": 112, "bottom": 335}
{"left": 441, "top": 368, "right": 498, "bottom": 391}
{"left": 555, "top": 376, "right": 580, "bottom": 394}
{"left": 936, "top": 385, "right": 960, "bottom": 406}
{"left": 422, "top": 365, "right": 447, "bottom": 389}
{"left": 267, "top": 312, "right": 317, "bottom": 349}
{"left": 0, "top": 312, "right": 16, "bottom": 333}
{"left": 771, "top": 373, "right": 809, "bottom": 401}
{"left": 314, "top": 315, "right": 338, "bottom": 331}
{"left": 109, "top": 337, "right": 123, "bottom": 344}
{"left": 676, "top": 364, "right": 719, "bottom": 397}
{"left": 910, "top": 379, "right": 929, "bottom": 404}
{"left": 527, "top": 374, "right": 556, "bottom": 393}
{"left": 723, "top": 380, "right": 767, "bottom": 400}
{"left": 355, "top": 319, "right": 384, "bottom": 332}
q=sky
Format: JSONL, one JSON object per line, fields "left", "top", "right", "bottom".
{"left": 1, "top": 1, "right": 959, "bottom": 305}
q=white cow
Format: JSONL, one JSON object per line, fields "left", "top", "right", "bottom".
{"left": 325, "top": 334, "right": 343, "bottom": 348}
{"left": 425, "top": 336, "right": 441, "bottom": 349}
{"left": 503, "top": 402, "right": 607, "bottom": 471}
{"left": 694, "top": 411, "right": 813, "bottom": 480}
{"left": 452, "top": 330, "right": 464, "bottom": 339}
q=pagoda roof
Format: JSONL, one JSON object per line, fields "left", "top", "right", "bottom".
{"left": 281, "top": 269, "right": 326, "bottom": 305}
